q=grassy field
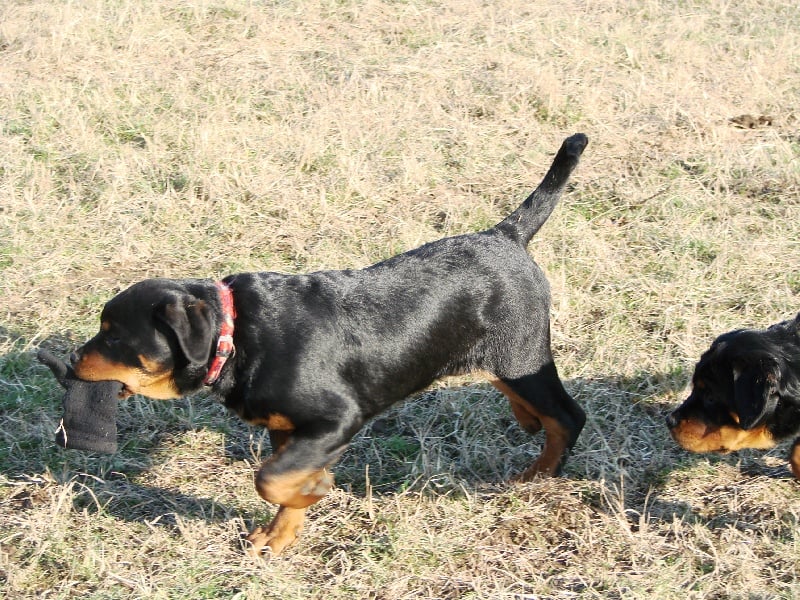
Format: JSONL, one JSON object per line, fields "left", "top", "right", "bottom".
{"left": 2, "top": 0, "right": 799, "bottom": 597}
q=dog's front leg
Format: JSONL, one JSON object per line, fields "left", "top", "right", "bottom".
{"left": 246, "top": 421, "right": 351, "bottom": 557}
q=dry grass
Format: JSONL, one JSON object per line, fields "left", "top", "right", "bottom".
{"left": 1, "top": 0, "right": 799, "bottom": 597}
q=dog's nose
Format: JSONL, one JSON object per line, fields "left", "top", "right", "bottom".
{"left": 69, "top": 351, "right": 80, "bottom": 367}
{"left": 665, "top": 412, "right": 679, "bottom": 429}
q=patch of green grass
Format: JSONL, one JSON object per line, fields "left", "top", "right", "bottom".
{"left": 381, "top": 434, "right": 421, "bottom": 462}
{"left": 3, "top": 119, "right": 33, "bottom": 139}
{"left": 787, "top": 273, "right": 800, "bottom": 295}
{"left": 685, "top": 238, "right": 718, "bottom": 264}
{"left": 0, "top": 243, "right": 16, "bottom": 269}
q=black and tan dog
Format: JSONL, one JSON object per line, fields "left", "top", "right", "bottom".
{"left": 667, "top": 315, "right": 800, "bottom": 479}
{"left": 71, "top": 133, "right": 588, "bottom": 555}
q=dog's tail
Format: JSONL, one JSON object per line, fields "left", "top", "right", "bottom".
{"left": 496, "top": 133, "right": 587, "bottom": 246}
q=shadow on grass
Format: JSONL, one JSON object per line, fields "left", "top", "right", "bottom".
{"left": 1, "top": 331, "right": 795, "bottom": 540}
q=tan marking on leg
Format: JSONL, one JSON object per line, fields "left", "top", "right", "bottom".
{"left": 489, "top": 378, "right": 542, "bottom": 434}
{"left": 517, "top": 414, "right": 570, "bottom": 480}
{"left": 246, "top": 506, "right": 307, "bottom": 557}
{"left": 487, "top": 374, "right": 567, "bottom": 479}
{"left": 255, "top": 467, "right": 334, "bottom": 509}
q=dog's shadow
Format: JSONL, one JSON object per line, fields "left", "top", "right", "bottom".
{"left": 1, "top": 333, "right": 794, "bottom": 539}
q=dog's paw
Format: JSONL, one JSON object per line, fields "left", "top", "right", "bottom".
{"left": 515, "top": 456, "right": 564, "bottom": 482}
{"left": 245, "top": 528, "right": 277, "bottom": 557}
{"left": 246, "top": 525, "right": 297, "bottom": 558}
{"left": 245, "top": 506, "right": 306, "bottom": 557}
{"left": 247, "top": 526, "right": 298, "bottom": 556}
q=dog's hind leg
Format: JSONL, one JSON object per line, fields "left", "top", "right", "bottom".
{"left": 490, "top": 361, "right": 584, "bottom": 480}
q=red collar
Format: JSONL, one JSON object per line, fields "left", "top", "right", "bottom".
{"left": 204, "top": 281, "right": 236, "bottom": 386}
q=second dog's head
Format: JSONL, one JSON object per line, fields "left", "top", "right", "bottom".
{"left": 667, "top": 316, "right": 800, "bottom": 454}
{"left": 71, "top": 278, "right": 221, "bottom": 399}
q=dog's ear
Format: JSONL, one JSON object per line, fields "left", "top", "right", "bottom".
{"left": 156, "top": 296, "right": 216, "bottom": 365}
{"left": 732, "top": 360, "right": 780, "bottom": 430}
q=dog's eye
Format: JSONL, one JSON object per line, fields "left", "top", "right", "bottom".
{"left": 105, "top": 336, "right": 121, "bottom": 347}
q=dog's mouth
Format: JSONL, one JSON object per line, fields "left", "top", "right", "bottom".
{"left": 115, "top": 376, "right": 177, "bottom": 400}
{"left": 73, "top": 356, "right": 135, "bottom": 398}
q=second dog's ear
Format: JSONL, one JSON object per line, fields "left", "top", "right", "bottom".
{"left": 732, "top": 361, "right": 780, "bottom": 430}
{"left": 156, "top": 297, "right": 216, "bottom": 365}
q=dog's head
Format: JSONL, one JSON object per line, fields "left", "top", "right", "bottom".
{"left": 72, "top": 278, "right": 219, "bottom": 399}
{"left": 667, "top": 316, "right": 800, "bottom": 454}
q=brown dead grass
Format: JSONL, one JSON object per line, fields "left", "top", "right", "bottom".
{"left": 2, "top": 0, "right": 800, "bottom": 598}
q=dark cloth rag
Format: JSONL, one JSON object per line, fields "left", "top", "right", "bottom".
{"left": 37, "top": 349, "right": 122, "bottom": 454}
